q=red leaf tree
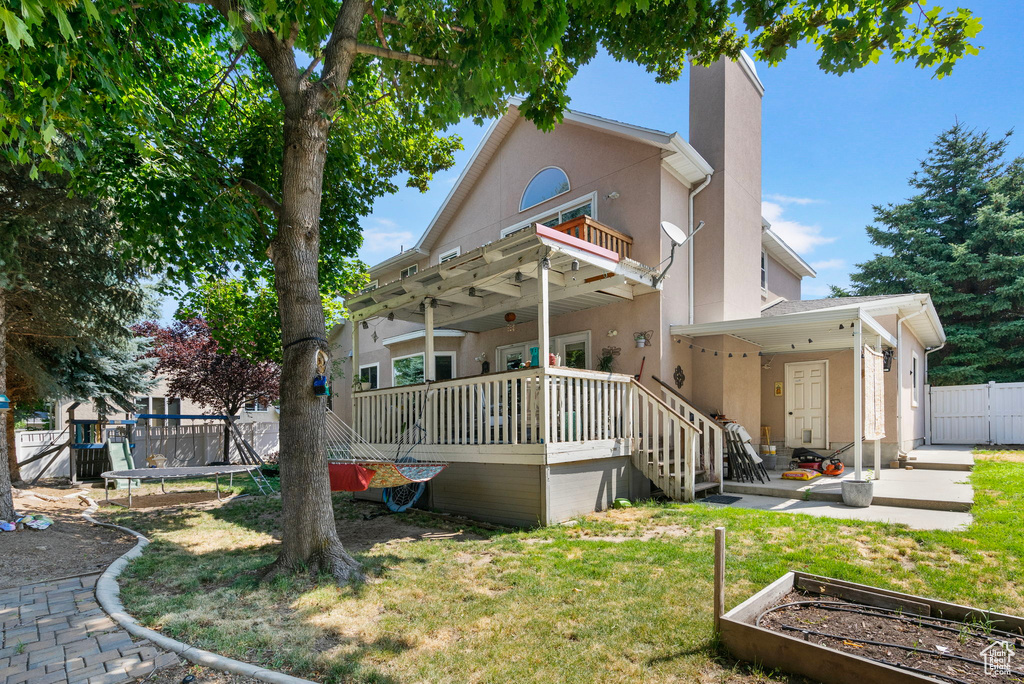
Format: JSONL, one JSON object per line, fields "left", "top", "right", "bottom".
{"left": 135, "top": 318, "right": 280, "bottom": 416}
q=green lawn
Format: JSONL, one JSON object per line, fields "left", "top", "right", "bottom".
{"left": 104, "top": 453, "right": 1024, "bottom": 683}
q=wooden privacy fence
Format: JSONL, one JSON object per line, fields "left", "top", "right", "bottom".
{"left": 929, "top": 381, "right": 1024, "bottom": 445}
{"left": 16, "top": 421, "right": 279, "bottom": 480}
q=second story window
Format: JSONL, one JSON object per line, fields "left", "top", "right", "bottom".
{"left": 400, "top": 264, "right": 418, "bottom": 279}
{"left": 520, "top": 167, "right": 570, "bottom": 211}
{"left": 761, "top": 249, "right": 767, "bottom": 290}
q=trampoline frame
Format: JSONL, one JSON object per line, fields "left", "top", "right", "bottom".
{"left": 100, "top": 465, "right": 260, "bottom": 507}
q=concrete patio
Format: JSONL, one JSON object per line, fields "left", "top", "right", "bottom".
{"left": 722, "top": 446, "right": 975, "bottom": 514}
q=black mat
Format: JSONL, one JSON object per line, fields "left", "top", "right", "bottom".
{"left": 699, "top": 495, "right": 742, "bottom": 505}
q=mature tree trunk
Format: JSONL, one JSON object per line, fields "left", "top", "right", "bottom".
{"left": 0, "top": 291, "right": 16, "bottom": 521}
{"left": 260, "top": 81, "right": 362, "bottom": 584}
{"left": 6, "top": 407, "right": 17, "bottom": 483}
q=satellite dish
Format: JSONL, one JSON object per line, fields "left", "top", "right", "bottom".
{"left": 661, "top": 221, "right": 687, "bottom": 246}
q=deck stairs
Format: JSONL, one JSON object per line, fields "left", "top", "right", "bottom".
{"left": 629, "top": 379, "right": 723, "bottom": 502}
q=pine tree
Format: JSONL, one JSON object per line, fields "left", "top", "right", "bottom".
{"left": 0, "top": 165, "right": 154, "bottom": 518}
{"left": 846, "top": 123, "right": 1024, "bottom": 385}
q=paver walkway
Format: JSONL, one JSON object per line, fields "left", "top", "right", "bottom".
{"left": 0, "top": 573, "right": 178, "bottom": 684}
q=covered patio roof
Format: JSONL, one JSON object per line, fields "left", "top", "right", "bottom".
{"left": 669, "top": 307, "right": 897, "bottom": 354}
{"left": 347, "top": 224, "right": 662, "bottom": 333}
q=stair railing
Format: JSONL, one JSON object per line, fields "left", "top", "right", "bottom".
{"left": 629, "top": 379, "right": 701, "bottom": 501}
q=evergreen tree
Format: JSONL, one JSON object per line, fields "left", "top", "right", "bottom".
{"left": 845, "top": 123, "right": 1024, "bottom": 385}
{"left": 0, "top": 165, "right": 154, "bottom": 518}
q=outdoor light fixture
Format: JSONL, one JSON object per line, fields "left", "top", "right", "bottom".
{"left": 361, "top": 320, "right": 369, "bottom": 329}
{"left": 0, "top": 394, "right": 10, "bottom": 412}
{"left": 571, "top": 259, "right": 580, "bottom": 271}
{"left": 883, "top": 348, "right": 895, "bottom": 372}
{"left": 606, "top": 191, "right": 620, "bottom": 200}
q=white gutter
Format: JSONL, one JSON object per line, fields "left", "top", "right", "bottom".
{"left": 895, "top": 304, "right": 928, "bottom": 457}
{"left": 688, "top": 174, "right": 713, "bottom": 325}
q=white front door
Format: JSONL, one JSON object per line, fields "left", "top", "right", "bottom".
{"left": 785, "top": 361, "right": 828, "bottom": 449}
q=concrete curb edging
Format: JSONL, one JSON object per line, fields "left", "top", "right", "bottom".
{"left": 81, "top": 497, "right": 318, "bottom": 684}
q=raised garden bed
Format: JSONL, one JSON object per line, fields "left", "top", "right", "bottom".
{"left": 720, "top": 572, "right": 1024, "bottom": 684}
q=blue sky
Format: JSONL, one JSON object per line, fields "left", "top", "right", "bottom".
{"left": 357, "top": 0, "right": 1024, "bottom": 298}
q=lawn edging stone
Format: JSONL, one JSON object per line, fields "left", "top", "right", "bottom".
{"left": 82, "top": 497, "right": 318, "bottom": 684}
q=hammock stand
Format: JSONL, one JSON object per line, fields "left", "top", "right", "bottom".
{"left": 324, "top": 392, "right": 447, "bottom": 495}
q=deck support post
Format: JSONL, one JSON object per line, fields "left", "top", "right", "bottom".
{"left": 853, "top": 319, "right": 863, "bottom": 481}
{"left": 424, "top": 301, "right": 435, "bottom": 382}
{"left": 537, "top": 256, "right": 550, "bottom": 444}
{"left": 352, "top": 320, "right": 360, "bottom": 427}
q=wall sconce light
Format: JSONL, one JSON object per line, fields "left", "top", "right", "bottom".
{"left": 606, "top": 191, "right": 620, "bottom": 200}
{"left": 607, "top": 329, "right": 618, "bottom": 337}
{"left": 361, "top": 321, "right": 369, "bottom": 329}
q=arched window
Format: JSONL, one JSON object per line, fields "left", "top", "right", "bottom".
{"left": 520, "top": 167, "right": 570, "bottom": 212}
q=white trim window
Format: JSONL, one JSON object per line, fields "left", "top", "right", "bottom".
{"left": 358, "top": 363, "right": 379, "bottom": 390}
{"left": 761, "top": 249, "right": 768, "bottom": 291}
{"left": 438, "top": 247, "right": 461, "bottom": 264}
{"left": 400, "top": 264, "right": 418, "bottom": 279}
{"left": 392, "top": 352, "right": 456, "bottom": 386}
{"left": 244, "top": 400, "right": 269, "bottom": 413}
{"left": 501, "top": 192, "right": 598, "bottom": 239}
{"left": 520, "top": 167, "right": 570, "bottom": 212}
{"left": 911, "top": 351, "right": 920, "bottom": 407}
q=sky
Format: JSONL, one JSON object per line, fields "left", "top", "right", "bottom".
{"left": 356, "top": 0, "right": 1024, "bottom": 299}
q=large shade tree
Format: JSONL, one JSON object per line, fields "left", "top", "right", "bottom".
{"left": 3, "top": 0, "right": 983, "bottom": 580}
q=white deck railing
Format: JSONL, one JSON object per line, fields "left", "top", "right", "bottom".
{"left": 353, "top": 368, "right": 706, "bottom": 501}
{"left": 653, "top": 378, "right": 724, "bottom": 490}
{"left": 631, "top": 380, "right": 701, "bottom": 501}
{"left": 353, "top": 367, "right": 634, "bottom": 446}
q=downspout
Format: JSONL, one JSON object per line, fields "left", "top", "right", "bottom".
{"left": 924, "top": 340, "right": 947, "bottom": 445}
{"left": 896, "top": 304, "right": 928, "bottom": 456}
{"left": 688, "top": 174, "right": 713, "bottom": 325}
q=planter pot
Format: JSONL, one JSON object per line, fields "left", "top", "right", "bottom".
{"left": 761, "top": 453, "right": 777, "bottom": 470}
{"left": 841, "top": 480, "right": 873, "bottom": 508}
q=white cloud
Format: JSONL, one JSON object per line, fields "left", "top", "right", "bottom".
{"left": 764, "top": 193, "right": 824, "bottom": 206}
{"left": 809, "top": 258, "right": 845, "bottom": 271}
{"left": 762, "top": 201, "right": 836, "bottom": 254}
{"left": 358, "top": 218, "right": 417, "bottom": 264}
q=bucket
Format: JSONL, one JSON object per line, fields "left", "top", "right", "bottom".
{"left": 760, "top": 449, "right": 778, "bottom": 471}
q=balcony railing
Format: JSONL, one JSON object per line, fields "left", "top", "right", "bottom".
{"left": 553, "top": 216, "right": 633, "bottom": 260}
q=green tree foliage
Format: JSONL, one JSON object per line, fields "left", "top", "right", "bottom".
{"left": 0, "top": 0, "right": 985, "bottom": 581}
{"left": 844, "top": 123, "right": 1024, "bottom": 385}
{"left": 0, "top": 164, "right": 154, "bottom": 518}
{"left": 178, "top": 278, "right": 350, "bottom": 364}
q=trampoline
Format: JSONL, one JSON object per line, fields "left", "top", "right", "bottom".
{"left": 100, "top": 464, "right": 261, "bottom": 507}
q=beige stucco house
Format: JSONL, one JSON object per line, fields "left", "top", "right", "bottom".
{"left": 333, "top": 55, "right": 946, "bottom": 526}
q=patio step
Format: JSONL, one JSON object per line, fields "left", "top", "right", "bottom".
{"left": 722, "top": 480, "right": 972, "bottom": 513}
{"left": 694, "top": 480, "right": 720, "bottom": 494}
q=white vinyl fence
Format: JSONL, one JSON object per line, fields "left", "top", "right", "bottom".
{"left": 15, "top": 421, "right": 279, "bottom": 481}
{"left": 929, "top": 381, "right": 1024, "bottom": 445}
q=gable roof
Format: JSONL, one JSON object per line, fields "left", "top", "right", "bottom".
{"left": 761, "top": 223, "right": 816, "bottom": 279}
{"left": 369, "top": 99, "right": 714, "bottom": 275}
{"left": 761, "top": 294, "right": 906, "bottom": 317}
